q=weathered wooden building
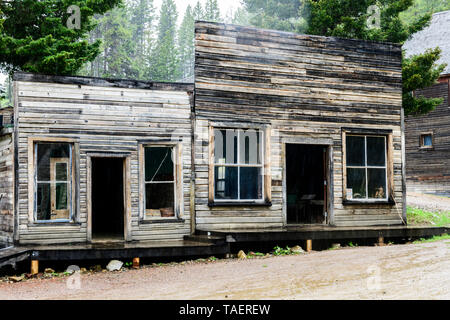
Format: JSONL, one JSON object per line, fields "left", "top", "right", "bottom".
{"left": 1, "top": 21, "right": 408, "bottom": 250}
{"left": 403, "top": 10, "right": 450, "bottom": 195}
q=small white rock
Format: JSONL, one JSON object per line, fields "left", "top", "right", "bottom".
{"left": 106, "top": 260, "right": 123, "bottom": 271}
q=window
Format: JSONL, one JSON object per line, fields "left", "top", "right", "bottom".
{"left": 213, "top": 128, "right": 264, "bottom": 201}
{"left": 144, "top": 146, "right": 176, "bottom": 219}
{"left": 35, "top": 143, "right": 72, "bottom": 221}
{"left": 345, "top": 135, "right": 388, "bottom": 201}
{"left": 420, "top": 133, "right": 433, "bottom": 148}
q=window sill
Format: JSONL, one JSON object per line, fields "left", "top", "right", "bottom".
{"left": 208, "top": 201, "right": 272, "bottom": 207}
{"left": 343, "top": 199, "right": 395, "bottom": 205}
{"left": 28, "top": 221, "right": 80, "bottom": 227}
{"left": 419, "top": 147, "right": 434, "bottom": 151}
{"left": 140, "top": 218, "right": 185, "bottom": 224}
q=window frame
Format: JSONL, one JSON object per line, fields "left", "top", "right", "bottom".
{"left": 140, "top": 142, "right": 182, "bottom": 221}
{"left": 342, "top": 129, "right": 394, "bottom": 204}
{"left": 32, "top": 141, "right": 75, "bottom": 223}
{"left": 208, "top": 125, "right": 271, "bottom": 206}
{"left": 419, "top": 132, "right": 434, "bottom": 149}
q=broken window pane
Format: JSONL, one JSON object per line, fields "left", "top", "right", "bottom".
{"left": 37, "top": 143, "right": 71, "bottom": 181}
{"left": 366, "top": 137, "right": 385, "bottom": 166}
{"left": 347, "top": 168, "right": 366, "bottom": 199}
{"left": 214, "top": 129, "right": 238, "bottom": 164}
{"left": 145, "top": 183, "right": 174, "bottom": 212}
{"left": 346, "top": 136, "right": 365, "bottom": 166}
{"left": 214, "top": 166, "right": 238, "bottom": 200}
{"left": 368, "top": 169, "right": 387, "bottom": 199}
{"left": 240, "top": 167, "right": 263, "bottom": 200}
{"left": 144, "top": 147, "right": 174, "bottom": 182}
{"left": 37, "top": 183, "right": 51, "bottom": 220}
{"left": 239, "top": 129, "right": 262, "bottom": 165}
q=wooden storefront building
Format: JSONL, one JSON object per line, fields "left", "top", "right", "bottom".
{"left": 0, "top": 21, "right": 414, "bottom": 256}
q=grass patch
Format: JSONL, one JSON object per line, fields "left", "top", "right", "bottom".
{"left": 407, "top": 206, "right": 450, "bottom": 227}
{"left": 412, "top": 234, "right": 450, "bottom": 244}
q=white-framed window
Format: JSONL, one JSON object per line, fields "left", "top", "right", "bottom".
{"left": 213, "top": 128, "right": 264, "bottom": 202}
{"left": 143, "top": 145, "right": 178, "bottom": 219}
{"left": 345, "top": 135, "right": 388, "bottom": 201}
{"left": 34, "top": 143, "right": 73, "bottom": 221}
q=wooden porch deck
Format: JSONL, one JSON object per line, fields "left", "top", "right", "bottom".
{"left": 197, "top": 225, "right": 450, "bottom": 243}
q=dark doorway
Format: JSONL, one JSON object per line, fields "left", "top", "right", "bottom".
{"left": 91, "top": 157, "right": 124, "bottom": 240}
{"left": 286, "top": 144, "right": 327, "bottom": 224}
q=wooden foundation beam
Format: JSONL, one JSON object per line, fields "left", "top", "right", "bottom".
{"left": 378, "top": 236, "right": 385, "bottom": 246}
{"left": 31, "top": 260, "right": 39, "bottom": 275}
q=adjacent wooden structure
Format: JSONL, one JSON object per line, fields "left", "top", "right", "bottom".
{"left": 0, "top": 21, "right": 408, "bottom": 250}
{"left": 405, "top": 76, "right": 450, "bottom": 194}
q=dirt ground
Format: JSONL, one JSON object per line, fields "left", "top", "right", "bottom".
{"left": 0, "top": 239, "right": 449, "bottom": 300}
{"left": 407, "top": 192, "right": 450, "bottom": 212}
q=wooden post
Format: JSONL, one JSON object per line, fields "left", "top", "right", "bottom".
{"left": 132, "top": 257, "right": 140, "bottom": 269}
{"left": 31, "top": 260, "right": 39, "bottom": 275}
{"left": 306, "top": 240, "right": 312, "bottom": 252}
{"left": 378, "top": 236, "right": 385, "bottom": 246}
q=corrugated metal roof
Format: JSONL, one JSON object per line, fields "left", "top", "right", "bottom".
{"left": 403, "top": 10, "right": 450, "bottom": 75}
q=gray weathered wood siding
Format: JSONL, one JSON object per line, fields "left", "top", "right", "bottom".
{"left": 194, "top": 21, "right": 405, "bottom": 229}
{"left": 405, "top": 81, "right": 450, "bottom": 194}
{"left": 14, "top": 74, "right": 193, "bottom": 244}
{"left": 0, "top": 129, "right": 14, "bottom": 243}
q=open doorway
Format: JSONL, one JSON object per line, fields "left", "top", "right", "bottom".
{"left": 91, "top": 157, "right": 124, "bottom": 241}
{"left": 286, "top": 144, "right": 328, "bottom": 225}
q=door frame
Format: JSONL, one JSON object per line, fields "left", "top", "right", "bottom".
{"left": 282, "top": 140, "right": 333, "bottom": 226}
{"left": 86, "top": 152, "right": 131, "bottom": 242}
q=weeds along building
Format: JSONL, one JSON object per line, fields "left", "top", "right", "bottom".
{"left": 0, "top": 21, "right": 407, "bottom": 249}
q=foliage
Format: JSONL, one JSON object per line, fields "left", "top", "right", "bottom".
{"left": 204, "top": 0, "right": 221, "bottom": 22}
{"left": 178, "top": 5, "right": 195, "bottom": 81}
{"left": 0, "top": 0, "right": 122, "bottom": 75}
{"left": 272, "top": 245, "right": 292, "bottom": 255}
{"left": 400, "top": 0, "right": 450, "bottom": 25}
{"left": 242, "top": 0, "right": 446, "bottom": 115}
{"left": 407, "top": 206, "right": 450, "bottom": 227}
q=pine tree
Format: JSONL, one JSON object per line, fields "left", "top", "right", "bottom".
{"left": 0, "top": 0, "right": 122, "bottom": 75}
{"left": 193, "top": 1, "right": 205, "bottom": 21}
{"left": 204, "top": 0, "right": 221, "bottom": 22}
{"left": 178, "top": 5, "right": 195, "bottom": 82}
{"left": 149, "top": 0, "right": 180, "bottom": 82}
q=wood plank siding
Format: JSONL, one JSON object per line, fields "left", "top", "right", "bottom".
{"left": 194, "top": 21, "right": 405, "bottom": 230}
{"left": 0, "top": 128, "right": 14, "bottom": 243}
{"left": 405, "top": 81, "right": 450, "bottom": 194}
{"left": 13, "top": 73, "right": 194, "bottom": 245}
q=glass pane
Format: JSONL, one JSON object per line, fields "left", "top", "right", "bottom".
{"left": 145, "top": 147, "right": 174, "bottom": 182}
{"left": 214, "top": 129, "right": 238, "bottom": 164}
{"left": 55, "top": 162, "right": 68, "bottom": 181}
{"left": 214, "top": 166, "right": 238, "bottom": 200}
{"left": 240, "top": 167, "right": 263, "bottom": 200}
{"left": 55, "top": 183, "right": 68, "bottom": 210}
{"left": 367, "top": 137, "right": 386, "bottom": 166}
{"left": 37, "top": 183, "right": 51, "bottom": 220}
{"left": 239, "top": 129, "right": 262, "bottom": 164}
{"left": 37, "top": 143, "right": 71, "bottom": 181}
{"left": 347, "top": 168, "right": 366, "bottom": 199}
{"left": 368, "top": 169, "right": 387, "bottom": 199}
{"left": 423, "top": 135, "right": 432, "bottom": 146}
{"left": 346, "top": 136, "right": 365, "bottom": 166}
{"left": 145, "top": 183, "right": 174, "bottom": 213}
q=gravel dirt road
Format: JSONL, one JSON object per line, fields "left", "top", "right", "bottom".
{"left": 407, "top": 192, "right": 450, "bottom": 212}
{"left": 1, "top": 240, "right": 449, "bottom": 300}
